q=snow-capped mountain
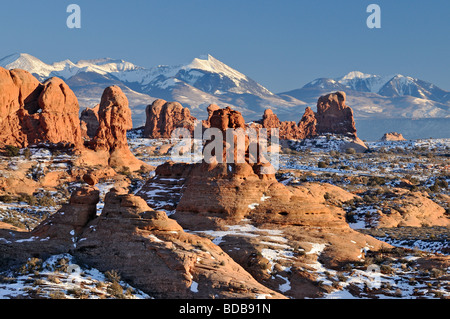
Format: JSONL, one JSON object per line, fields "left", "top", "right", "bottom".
{"left": 281, "top": 71, "right": 450, "bottom": 119}
{"left": 0, "top": 53, "right": 305, "bottom": 124}
{"left": 0, "top": 53, "right": 142, "bottom": 81}
{"left": 1, "top": 53, "right": 449, "bottom": 125}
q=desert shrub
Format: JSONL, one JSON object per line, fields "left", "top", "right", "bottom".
{"left": 337, "top": 273, "right": 348, "bottom": 282}
{"left": 1, "top": 216, "right": 27, "bottom": 229}
{"left": 0, "top": 195, "right": 14, "bottom": 203}
{"left": 23, "top": 148, "right": 32, "bottom": 160}
{"left": 380, "top": 264, "right": 394, "bottom": 275}
{"left": 118, "top": 166, "right": 132, "bottom": 177}
{"left": 345, "top": 212, "right": 357, "bottom": 224}
{"left": 430, "top": 268, "right": 444, "bottom": 278}
{"left": 107, "top": 281, "right": 124, "bottom": 298}
{"left": 47, "top": 275, "right": 61, "bottom": 284}
{"left": 125, "top": 287, "right": 135, "bottom": 297}
{"left": 329, "top": 150, "right": 341, "bottom": 157}
{"left": 38, "top": 193, "right": 57, "bottom": 207}
{"left": 49, "top": 291, "right": 67, "bottom": 299}
{"left": 429, "top": 183, "right": 440, "bottom": 193}
{"left": 4, "top": 145, "right": 20, "bottom": 157}
{"left": 18, "top": 258, "right": 43, "bottom": 274}
{"left": 368, "top": 176, "right": 386, "bottom": 186}
{"left": 318, "top": 161, "right": 328, "bottom": 168}
{"left": 33, "top": 278, "right": 46, "bottom": 287}
{"left": 67, "top": 287, "right": 87, "bottom": 298}
{"left": 438, "top": 179, "right": 448, "bottom": 188}
{"left": 52, "top": 257, "right": 70, "bottom": 273}
{"left": 105, "top": 270, "right": 121, "bottom": 283}
{"left": 346, "top": 148, "right": 357, "bottom": 155}
{"left": 18, "top": 193, "right": 37, "bottom": 206}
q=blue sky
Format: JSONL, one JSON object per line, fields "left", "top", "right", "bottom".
{"left": 0, "top": 0, "right": 448, "bottom": 92}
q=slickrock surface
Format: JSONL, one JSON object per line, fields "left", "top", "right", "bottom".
{"left": 0, "top": 185, "right": 284, "bottom": 299}
{"left": 375, "top": 188, "right": 450, "bottom": 228}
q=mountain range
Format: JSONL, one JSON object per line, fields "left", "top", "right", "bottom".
{"left": 1, "top": 53, "right": 449, "bottom": 128}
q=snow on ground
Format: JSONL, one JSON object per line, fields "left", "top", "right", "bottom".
{"left": 0, "top": 254, "right": 150, "bottom": 299}
{"left": 190, "top": 220, "right": 288, "bottom": 246}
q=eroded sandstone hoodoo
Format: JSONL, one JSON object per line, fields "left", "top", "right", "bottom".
{"left": 0, "top": 67, "right": 83, "bottom": 148}
{"left": 143, "top": 99, "right": 197, "bottom": 138}
{"left": 257, "top": 92, "right": 357, "bottom": 140}
{"left": 315, "top": 91, "right": 357, "bottom": 137}
{"left": 86, "top": 85, "right": 146, "bottom": 171}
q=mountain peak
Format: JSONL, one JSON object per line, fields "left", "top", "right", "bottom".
{"left": 0, "top": 52, "right": 44, "bottom": 66}
{"left": 340, "top": 71, "right": 374, "bottom": 80}
{"left": 184, "top": 54, "right": 247, "bottom": 82}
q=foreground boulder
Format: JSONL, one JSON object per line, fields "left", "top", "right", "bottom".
{"left": 76, "top": 187, "right": 284, "bottom": 299}
{"left": 0, "top": 185, "right": 284, "bottom": 299}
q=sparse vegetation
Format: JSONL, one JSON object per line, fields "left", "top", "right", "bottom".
{"left": 3, "top": 145, "right": 20, "bottom": 157}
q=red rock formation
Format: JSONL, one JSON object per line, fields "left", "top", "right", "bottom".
{"left": 297, "top": 106, "right": 317, "bottom": 138}
{"left": 0, "top": 185, "right": 284, "bottom": 299}
{"left": 259, "top": 109, "right": 281, "bottom": 129}
{"left": 381, "top": 132, "right": 406, "bottom": 141}
{"left": 257, "top": 107, "right": 317, "bottom": 140}
{"left": 202, "top": 104, "right": 220, "bottom": 129}
{"left": 257, "top": 92, "right": 357, "bottom": 140}
{"left": 133, "top": 107, "right": 390, "bottom": 298}
{"left": 0, "top": 67, "right": 82, "bottom": 148}
{"left": 143, "top": 99, "right": 197, "bottom": 138}
{"left": 80, "top": 104, "right": 99, "bottom": 138}
{"left": 88, "top": 85, "right": 145, "bottom": 171}
{"left": 315, "top": 91, "right": 356, "bottom": 137}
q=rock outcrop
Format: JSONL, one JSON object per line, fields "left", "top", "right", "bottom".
{"left": 86, "top": 86, "right": 146, "bottom": 171}
{"left": 0, "top": 184, "right": 284, "bottom": 299}
{"left": 381, "top": 132, "right": 406, "bottom": 141}
{"left": 0, "top": 67, "right": 83, "bottom": 148}
{"left": 135, "top": 106, "right": 388, "bottom": 297}
{"left": 202, "top": 104, "right": 220, "bottom": 129}
{"left": 256, "top": 92, "right": 357, "bottom": 140}
{"left": 375, "top": 189, "right": 450, "bottom": 228}
{"left": 315, "top": 91, "right": 357, "bottom": 137}
{"left": 296, "top": 106, "right": 317, "bottom": 138}
{"left": 143, "top": 99, "right": 197, "bottom": 138}
{"left": 80, "top": 104, "right": 100, "bottom": 138}
{"left": 256, "top": 109, "right": 316, "bottom": 140}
